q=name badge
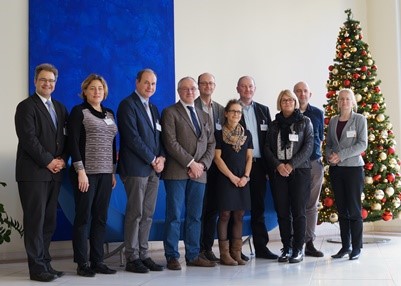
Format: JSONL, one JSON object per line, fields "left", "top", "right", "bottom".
{"left": 156, "top": 122, "right": 162, "bottom": 131}
{"left": 104, "top": 118, "right": 115, "bottom": 125}
{"left": 289, "top": 133, "right": 299, "bottom": 142}
{"left": 215, "top": 123, "right": 222, "bottom": 130}
{"left": 260, "top": 124, "right": 268, "bottom": 131}
{"left": 347, "top": 130, "right": 356, "bottom": 138}
{"left": 63, "top": 127, "right": 68, "bottom": 136}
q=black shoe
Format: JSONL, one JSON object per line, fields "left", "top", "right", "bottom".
{"left": 255, "top": 247, "right": 278, "bottom": 260}
{"left": 91, "top": 262, "right": 117, "bottom": 274}
{"left": 289, "top": 249, "right": 303, "bottom": 263}
{"left": 305, "top": 241, "right": 324, "bottom": 257}
{"left": 47, "top": 264, "right": 65, "bottom": 277}
{"left": 142, "top": 257, "right": 164, "bottom": 271}
{"left": 331, "top": 248, "right": 351, "bottom": 259}
{"left": 349, "top": 249, "right": 361, "bottom": 260}
{"left": 77, "top": 263, "right": 96, "bottom": 277}
{"left": 203, "top": 250, "right": 220, "bottom": 262}
{"left": 126, "top": 259, "right": 149, "bottom": 273}
{"left": 278, "top": 247, "right": 292, "bottom": 263}
{"left": 30, "top": 272, "right": 57, "bottom": 282}
{"left": 241, "top": 252, "right": 250, "bottom": 261}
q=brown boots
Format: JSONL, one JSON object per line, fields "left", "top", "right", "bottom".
{"left": 218, "top": 240, "right": 238, "bottom": 266}
{"left": 230, "top": 239, "right": 246, "bottom": 265}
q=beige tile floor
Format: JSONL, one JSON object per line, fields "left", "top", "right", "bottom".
{"left": 0, "top": 231, "right": 400, "bottom": 286}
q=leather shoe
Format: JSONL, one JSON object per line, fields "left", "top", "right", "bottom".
{"left": 126, "top": 259, "right": 149, "bottom": 273}
{"left": 331, "top": 248, "right": 351, "bottom": 259}
{"left": 166, "top": 258, "right": 181, "bottom": 270}
{"left": 203, "top": 250, "right": 220, "bottom": 262}
{"left": 289, "top": 249, "right": 303, "bottom": 263}
{"left": 91, "top": 262, "right": 116, "bottom": 274}
{"left": 241, "top": 252, "right": 249, "bottom": 261}
{"left": 77, "top": 263, "right": 96, "bottom": 277}
{"left": 305, "top": 241, "right": 324, "bottom": 257}
{"left": 47, "top": 264, "right": 65, "bottom": 277}
{"left": 186, "top": 255, "right": 216, "bottom": 267}
{"left": 255, "top": 247, "right": 278, "bottom": 259}
{"left": 349, "top": 249, "right": 361, "bottom": 260}
{"left": 278, "top": 247, "right": 292, "bottom": 263}
{"left": 142, "top": 257, "right": 164, "bottom": 271}
{"left": 30, "top": 272, "right": 57, "bottom": 282}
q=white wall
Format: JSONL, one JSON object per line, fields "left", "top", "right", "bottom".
{"left": 0, "top": 0, "right": 400, "bottom": 258}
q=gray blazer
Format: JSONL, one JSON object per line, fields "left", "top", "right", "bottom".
{"left": 326, "top": 111, "right": 367, "bottom": 167}
{"left": 194, "top": 96, "right": 225, "bottom": 132}
{"left": 161, "top": 101, "right": 216, "bottom": 183}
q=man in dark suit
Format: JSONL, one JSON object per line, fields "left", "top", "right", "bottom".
{"left": 237, "top": 76, "right": 278, "bottom": 260}
{"left": 117, "top": 69, "right": 165, "bottom": 274}
{"left": 161, "top": 77, "right": 216, "bottom": 270}
{"left": 196, "top": 72, "right": 225, "bottom": 262}
{"left": 15, "top": 63, "right": 68, "bottom": 282}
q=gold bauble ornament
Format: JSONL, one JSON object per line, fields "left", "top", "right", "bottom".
{"left": 376, "top": 114, "right": 385, "bottom": 122}
{"left": 368, "top": 134, "right": 375, "bottom": 142}
{"left": 367, "top": 59, "right": 373, "bottom": 65}
{"left": 393, "top": 197, "right": 401, "bottom": 208}
{"left": 329, "top": 213, "right": 338, "bottom": 223}
{"left": 350, "top": 47, "right": 357, "bottom": 52}
{"left": 365, "top": 176, "right": 373, "bottom": 184}
{"left": 332, "top": 68, "right": 338, "bottom": 75}
{"left": 371, "top": 203, "right": 382, "bottom": 211}
{"left": 385, "top": 187, "right": 395, "bottom": 197}
{"left": 374, "top": 189, "right": 385, "bottom": 200}
{"left": 355, "top": 93, "right": 362, "bottom": 102}
{"left": 361, "top": 192, "right": 365, "bottom": 201}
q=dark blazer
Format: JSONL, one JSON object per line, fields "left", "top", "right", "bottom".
{"left": 194, "top": 96, "right": 225, "bottom": 132}
{"left": 239, "top": 101, "right": 272, "bottom": 172}
{"left": 117, "top": 92, "right": 165, "bottom": 177}
{"left": 161, "top": 101, "right": 216, "bottom": 183}
{"left": 15, "top": 93, "right": 68, "bottom": 182}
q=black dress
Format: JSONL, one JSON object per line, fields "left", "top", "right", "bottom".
{"left": 215, "top": 129, "right": 252, "bottom": 211}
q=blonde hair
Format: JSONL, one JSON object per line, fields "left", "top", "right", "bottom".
{"left": 80, "top": 74, "right": 109, "bottom": 100}
{"left": 276, "top": 89, "right": 300, "bottom": 111}
{"left": 337, "top": 88, "right": 357, "bottom": 113}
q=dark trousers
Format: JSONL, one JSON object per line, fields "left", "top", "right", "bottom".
{"left": 271, "top": 168, "right": 311, "bottom": 251}
{"left": 18, "top": 180, "right": 60, "bottom": 275}
{"left": 200, "top": 163, "right": 219, "bottom": 251}
{"left": 249, "top": 159, "right": 270, "bottom": 253}
{"left": 329, "top": 166, "right": 364, "bottom": 250}
{"left": 70, "top": 171, "right": 113, "bottom": 265}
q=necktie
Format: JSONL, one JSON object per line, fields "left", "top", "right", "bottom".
{"left": 45, "top": 100, "right": 57, "bottom": 128}
{"left": 144, "top": 102, "right": 153, "bottom": 127}
{"left": 187, "top": 106, "right": 201, "bottom": 137}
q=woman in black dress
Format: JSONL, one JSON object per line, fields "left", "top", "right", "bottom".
{"left": 214, "top": 99, "right": 253, "bottom": 266}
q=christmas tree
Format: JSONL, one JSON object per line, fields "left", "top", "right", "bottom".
{"left": 318, "top": 9, "right": 401, "bottom": 224}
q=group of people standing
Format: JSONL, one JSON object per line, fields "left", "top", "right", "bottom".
{"left": 14, "top": 63, "right": 367, "bottom": 282}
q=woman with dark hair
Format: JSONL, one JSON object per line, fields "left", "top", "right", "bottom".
{"left": 68, "top": 74, "right": 118, "bottom": 277}
{"left": 214, "top": 99, "right": 253, "bottom": 266}
{"left": 264, "top": 89, "right": 313, "bottom": 264}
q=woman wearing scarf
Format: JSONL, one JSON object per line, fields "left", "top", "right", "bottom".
{"left": 214, "top": 99, "right": 253, "bottom": 266}
{"left": 68, "top": 74, "right": 118, "bottom": 277}
{"left": 264, "top": 90, "right": 313, "bottom": 263}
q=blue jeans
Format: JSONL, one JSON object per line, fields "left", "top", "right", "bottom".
{"left": 163, "top": 179, "right": 205, "bottom": 262}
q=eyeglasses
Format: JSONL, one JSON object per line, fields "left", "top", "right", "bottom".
{"left": 281, "top": 98, "right": 294, "bottom": 104}
{"left": 38, "top": 78, "right": 56, "bottom": 84}
{"left": 199, "top": 81, "right": 215, "bottom": 86}
{"left": 227, "top": 110, "right": 242, "bottom": 115}
{"left": 179, "top": 87, "right": 198, "bottom": 93}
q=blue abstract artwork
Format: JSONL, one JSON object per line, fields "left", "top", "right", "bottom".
{"left": 29, "top": 0, "right": 175, "bottom": 241}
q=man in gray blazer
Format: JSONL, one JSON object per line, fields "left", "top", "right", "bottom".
{"left": 117, "top": 69, "right": 165, "bottom": 273}
{"left": 195, "top": 73, "right": 225, "bottom": 262}
{"left": 161, "top": 77, "right": 216, "bottom": 270}
{"left": 15, "top": 63, "right": 68, "bottom": 282}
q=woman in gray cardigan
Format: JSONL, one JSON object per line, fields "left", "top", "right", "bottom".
{"left": 326, "top": 88, "right": 367, "bottom": 260}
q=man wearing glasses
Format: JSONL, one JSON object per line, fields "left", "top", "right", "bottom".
{"left": 195, "top": 73, "right": 225, "bottom": 262}
{"left": 237, "top": 76, "right": 278, "bottom": 260}
{"left": 161, "top": 77, "right": 216, "bottom": 270}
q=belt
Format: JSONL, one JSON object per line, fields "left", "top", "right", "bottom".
{"left": 252, "top": 157, "right": 262, "bottom": 162}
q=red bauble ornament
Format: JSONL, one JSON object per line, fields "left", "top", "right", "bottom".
{"left": 328, "top": 65, "right": 334, "bottom": 71}
{"left": 344, "top": 79, "right": 351, "bottom": 87}
{"left": 361, "top": 50, "right": 367, "bottom": 56}
{"left": 361, "top": 66, "right": 367, "bottom": 72}
{"left": 373, "top": 174, "right": 382, "bottom": 182}
{"left": 377, "top": 145, "right": 384, "bottom": 150}
{"left": 388, "top": 130, "right": 394, "bottom": 135}
{"left": 381, "top": 198, "right": 387, "bottom": 203}
{"left": 388, "top": 147, "right": 395, "bottom": 155}
{"left": 352, "top": 73, "right": 360, "bottom": 79}
{"left": 372, "top": 65, "right": 378, "bottom": 70}
{"left": 374, "top": 86, "right": 381, "bottom": 93}
{"left": 324, "top": 118, "right": 330, "bottom": 125}
{"left": 382, "top": 211, "right": 393, "bottom": 221}
{"left": 337, "top": 52, "right": 343, "bottom": 58}
{"left": 345, "top": 38, "right": 351, "bottom": 43}
{"left": 364, "top": 162, "right": 374, "bottom": 170}
{"left": 386, "top": 173, "right": 395, "bottom": 183}
{"left": 324, "top": 197, "right": 334, "bottom": 207}
{"left": 361, "top": 209, "right": 368, "bottom": 219}
{"left": 372, "top": 103, "right": 380, "bottom": 111}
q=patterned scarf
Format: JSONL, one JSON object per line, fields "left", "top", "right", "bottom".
{"left": 222, "top": 123, "right": 247, "bottom": 153}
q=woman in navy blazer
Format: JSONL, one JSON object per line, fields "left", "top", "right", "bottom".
{"left": 326, "top": 88, "right": 367, "bottom": 260}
